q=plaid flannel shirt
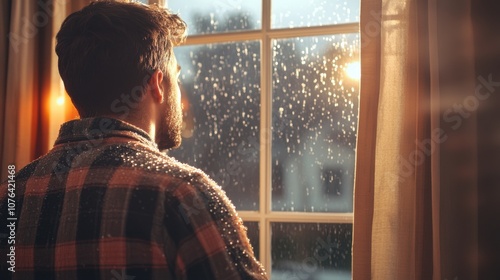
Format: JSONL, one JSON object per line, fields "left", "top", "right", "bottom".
{"left": 0, "top": 117, "right": 267, "bottom": 280}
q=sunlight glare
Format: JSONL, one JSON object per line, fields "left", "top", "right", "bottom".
{"left": 345, "top": 61, "right": 361, "bottom": 80}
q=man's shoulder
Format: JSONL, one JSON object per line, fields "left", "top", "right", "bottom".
{"left": 1, "top": 143, "right": 218, "bottom": 194}
{"left": 102, "top": 144, "right": 220, "bottom": 192}
{"left": 0, "top": 155, "right": 45, "bottom": 186}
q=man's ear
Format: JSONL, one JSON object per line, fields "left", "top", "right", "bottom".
{"left": 148, "top": 70, "right": 164, "bottom": 103}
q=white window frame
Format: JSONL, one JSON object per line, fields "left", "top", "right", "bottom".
{"left": 159, "top": 0, "right": 359, "bottom": 274}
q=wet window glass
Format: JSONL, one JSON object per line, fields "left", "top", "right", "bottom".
{"left": 168, "top": 42, "right": 261, "bottom": 211}
{"left": 244, "top": 221, "right": 260, "bottom": 260}
{"left": 167, "top": 0, "right": 261, "bottom": 35}
{"left": 162, "top": 0, "right": 359, "bottom": 277}
{"left": 272, "top": 34, "right": 360, "bottom": 213}
{"left": 271, "top": 223, "right": 352, "bottom": 279}
{"left": 271, "top": 0, "right": 360, "bottom": 29}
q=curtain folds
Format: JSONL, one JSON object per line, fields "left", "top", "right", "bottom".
{"left": 355, "top": 0, "right": 479, "bottom": 279}
{"left": 1, "top": 0, "right": 40, "bottom": 179}
{"left": 0, "top": 0, "right": 77, "bottom": 179}
{"left": 0, "top": 0, "right": 10, "bottom": 175}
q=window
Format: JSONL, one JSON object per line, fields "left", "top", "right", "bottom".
{"left": 161, "top": 0, "right": 360, "bottom": 278}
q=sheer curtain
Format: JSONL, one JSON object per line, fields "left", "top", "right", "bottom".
{"left": 354, "top": 0, "right": 480, "bottom": 279}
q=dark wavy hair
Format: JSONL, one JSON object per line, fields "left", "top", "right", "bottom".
{"left": 56, "top": 0, "right": 186, "bottom": 117}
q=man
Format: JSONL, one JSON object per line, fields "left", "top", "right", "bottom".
{"left": 0, "top": 1, "right": 267, "bottom": 279}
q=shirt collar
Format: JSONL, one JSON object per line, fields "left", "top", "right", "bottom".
{"left": 55, "top": 117, "right": 158, "bottom": 150}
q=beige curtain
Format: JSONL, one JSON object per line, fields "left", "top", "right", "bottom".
{"left": 0, "top": 0, "right": 82, "bottom": 179}
{"left": 1, "top": 0, "right": 42, "bottom": 179}
{"left": 354, "top": 0, "right": 480, "bottom": 279}
{"left": 0, "top": 0, "right": 10, "bottom": 170}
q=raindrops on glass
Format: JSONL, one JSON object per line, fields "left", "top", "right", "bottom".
{"left": 272, "top": 0, "right": 360, "bottom": 28}
{"left": 271, "top": 34, "right": 360, "bottom": 213}
{"left": 271, "top": 223, "right": 352, "bottom": 279}
{"left": 169, "top": 41, "right": 261, "bottom": 211}
{"left": 168, "top": 0, "right": 261, "bottom": 36}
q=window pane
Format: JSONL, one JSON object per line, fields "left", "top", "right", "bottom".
{"left": 244, "top": 221, "right": 260, "bottom": 260}
{"left": 167, "top": 0, "right": 261, "bottom": 35}
{"left": 169, "top": 42, "right": 261, "bottom": 210}
{"left": 272, "top": 0, "right": 360, "bottom": 29}
{"left": 271, "top": 34, "right": 359, "bottom": 213}
{"left": 271, "top": 223, "right": 352, "bottom": 280}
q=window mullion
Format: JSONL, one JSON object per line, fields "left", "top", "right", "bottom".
{"left": 182, "top": 23, "right": 359, "bottom": 47}
{"left": 260, "top": 0, "right": 272, "bottom": 274}
{"left": 183, "top": 30, "right": 262, "bottom": 46}
{"left": 268, "top": 22, "right": 359, "bottom": 39}
{"left": 239, "top": 211, "right": 353, "bottom": 224}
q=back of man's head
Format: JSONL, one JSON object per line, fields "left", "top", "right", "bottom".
{"left": 55, "top": 0, "right": 186, "bottom": 117}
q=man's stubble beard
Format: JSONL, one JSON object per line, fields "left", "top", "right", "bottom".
{"left": 157, "top": 101, "right": 182, "bottom": 151}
